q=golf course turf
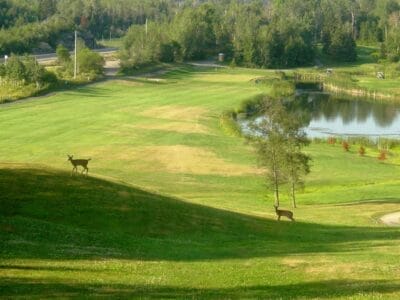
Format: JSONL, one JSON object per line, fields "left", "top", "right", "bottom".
{"left": 1, "top": 66, "right": 400, "bottom": 299}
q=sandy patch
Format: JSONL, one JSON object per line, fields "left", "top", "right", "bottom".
{"left": 137, "top": 145, "right": 258, "bottom": 176}
{"left": 305, "top": 263, "right": 362, "bottom": 276}
{"left": 281, "top": 258, "right": 307, "bottom": 268}
{"left": 112, "top": 79, "right": 144, "bottom": 86}
{"left": 89, "top": 145, "right": 259, "bottom": 176}
{"left": 282, "top": 258, "right": 371, "bottom": 276}
{"left": 104, "top": 59, "right": 120, "bottom": 68}
{"left": 133, "top": 122, "right": 209, "bottom": 134}
{"left": 140, "top": 105, "right": 208, "bottom": 122}
{"left": 146, "top": 78, "right": 167, "bottom": 83}
{"left": 380, "top": 212, "right": 400, "bottom": 226}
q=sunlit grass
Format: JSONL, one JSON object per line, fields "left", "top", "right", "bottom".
{"left": 1, "top": 66, "right": 400, "bottom": 298}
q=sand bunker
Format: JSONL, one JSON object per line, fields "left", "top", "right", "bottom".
{"left": 380, "top": 212, "right": 400, "bottom": 226}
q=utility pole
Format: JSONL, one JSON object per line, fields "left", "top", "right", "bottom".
{"left": 74, "top": 30, "right": 77, "bottom": 79}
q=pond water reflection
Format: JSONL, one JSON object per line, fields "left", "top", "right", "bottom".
{"left": 292, "top": 92, "right": 400, "bottom": 139}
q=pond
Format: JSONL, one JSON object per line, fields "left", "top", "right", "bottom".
{"left": 242, "top": 91, "right": 400, "bottom": 140}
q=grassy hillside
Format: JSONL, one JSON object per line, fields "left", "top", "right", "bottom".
{"left": 1, "top": 66, "right": 400, "bottom": 298}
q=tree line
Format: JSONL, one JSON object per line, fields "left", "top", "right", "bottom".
{"left": 2, "top": 1, "right": 400, "bottom": 66}
{"left": 120, "top": 0, "right": 400, "bottom": 70}
{"left": 0, "top": 0, "right": 187, "bottom": 54}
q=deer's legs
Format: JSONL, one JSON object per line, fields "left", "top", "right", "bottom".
{"left": 82, "top": 167, "right": 89, "bottom": 176}
{"left": 277, "top": 216, "right": 281, "bottom": 221}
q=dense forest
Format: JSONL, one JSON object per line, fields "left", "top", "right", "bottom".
{"left": 1, "top": 0, "right": 400, "bottom": 68}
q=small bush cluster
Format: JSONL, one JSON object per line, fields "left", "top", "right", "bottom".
{"left": 0, "top": 55, "right": 57, "bottom": 88}
{"left": 327, "top": 137, "right": 337, "bottom": 145}
{"left": 378, "top": 150, "right": 387, "bottom": 161}
{"left": 322, "top": 136, "right": 393, "bottom": 162}
{"left": 342, "top": 141, "right": 350, "bottom": 152}
{"left": 358, "top": 146, "right": 366, "bottom": 156}
{"left": 55, "top": 44, "right": 104, "bottom": 80}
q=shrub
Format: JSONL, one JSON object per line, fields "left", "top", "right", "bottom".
{"left": 270, "top": 79, "right": 295, "bottom": 98}
{"left": 358, "top": 146, "right": 366, "bottom": 156}
{"left": 4, "top": 55, "right": 27, "bottom": 81}
{"left": 78, "top": 48, "right": 104, "bottom": 75}
{"left": 220, "top": 110, "right": 241, "bottom": 137}
{"left": 388, "top": 53, "right": 400, "bottom": 63}
{"left": 160, "top": 41, "right": 182, "bottom": 63}
{"left": 378, "top": 150, "right": 387, "bottom": 161}
{"left": 236, "top": 95, "right": 264, "bottom": 116}
{"left": 56, "top": 44, "right": 71, "bottom": 64}
{"left": 342, "top": 141, "right": 350, "bottom": 152}
{"left": 327, "top": 137, "right": 337, "bottom": 145}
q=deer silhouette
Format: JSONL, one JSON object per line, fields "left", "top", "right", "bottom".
{"left": 274, "top": 205, "right": 295, "bottom": 221}
{"left": 68, "top": 155, "right": 91, "bottom": 176}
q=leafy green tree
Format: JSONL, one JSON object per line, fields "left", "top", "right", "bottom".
{"left": 23, "top": 56, "right": 47, "bottom": 87}
{"left": 4, "top": 56, "right": 27, "bottom": 82}
{"left": 56, "top": 44, "right": 71, "bottom": 64}
{"left": 283, "top": 117, "right": 310, "bottom": 208}
{"left": 172, "top": 4, "right": 218, "bottom": 60}
{"left": 160, "top": 41, "right": 182, "bottom": 63}
{"left": 120, "top": 22, "right": 167, "bottom": 70}
{"left": 249, "top": 98, "right": 310, "bottom": 207}
{"left": 78, "top": 48, "right": 104, "bottom": 75}
{"left": 324, "top": 26, "right": 357, "bottom": 61}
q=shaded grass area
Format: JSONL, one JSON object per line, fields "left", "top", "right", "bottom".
{"left": 2, "top": 166, "right": 399, "bottom": 261}
{"left": 1, "top": 166, "right": 400, "bottom": 298}
{"left": 2, "top": 279, "right": 400, "bottom": 299}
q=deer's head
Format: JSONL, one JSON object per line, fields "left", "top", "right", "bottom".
{"left": 67, "top": 155, "right": 73, "bottom": 161}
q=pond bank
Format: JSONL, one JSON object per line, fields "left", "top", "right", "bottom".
{"left": 294, "top": 72, "right": 400, "bottom": 103}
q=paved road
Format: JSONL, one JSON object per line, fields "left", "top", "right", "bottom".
{"left": 0, "top": 47, "right": 118, "bottom": 64}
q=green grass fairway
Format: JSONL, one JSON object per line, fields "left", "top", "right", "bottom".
{"left": 1, "top": 66, "right": 400, "bottom": 299}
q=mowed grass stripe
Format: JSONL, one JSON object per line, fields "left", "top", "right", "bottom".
{"left": 1, "top": 66, "right": 400, "bottom": 299}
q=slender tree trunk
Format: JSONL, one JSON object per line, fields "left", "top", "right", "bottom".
{"left": 274, "top": 175, "right": 279, "bottom": 207}
{"left": 273, "top": 166, "right": 279, "bottom": 207}
{"left": 291, "top": 182, "right": 296, "bottom": 208}
{"left": 351, "top": 11, "right": 356, "bottom": 39}
{"left": 272, "top": 151, "right": 280, "bottom": 207}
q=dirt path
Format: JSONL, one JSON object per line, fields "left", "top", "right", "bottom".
{"left": 104, "top": 59, "right": 120, "bottom": 76}
{"left": 380, "top": 211, "right": 400, "bottom": 226}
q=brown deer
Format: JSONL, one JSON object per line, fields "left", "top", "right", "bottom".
{"left": 68, "top": 155, "right": 91, "bottom": 176}
{"left": 274, "top": 205, "right": 295, "bottom": 221}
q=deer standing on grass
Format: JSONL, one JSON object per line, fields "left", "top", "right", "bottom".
{"left": 274, "top": 205, "right": 295, "bottom": 221}
{"left": 68, "top": 155, "right": 91, "bottom": 176}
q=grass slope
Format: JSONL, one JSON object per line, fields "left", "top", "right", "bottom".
{"left": 1, "top": 66, "right": 400, "bottom": 298}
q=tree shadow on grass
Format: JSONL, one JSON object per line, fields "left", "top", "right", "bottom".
{"left": 1, "top": 277, "right": 399, "bottom": 299}
{"left": 0, "top": 166, "right": 399, "bottom": 261}
{"left": 68, "top": 85, "right": 111, "bottom": 98}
